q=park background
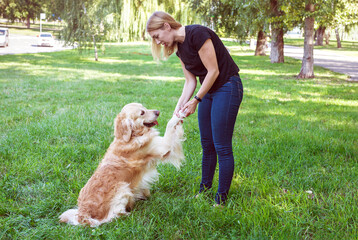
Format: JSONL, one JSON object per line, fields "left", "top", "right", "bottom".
{"left": 1, "top": 0, "right": 358, "bottom": 239}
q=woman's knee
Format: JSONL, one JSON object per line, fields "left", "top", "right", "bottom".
{"left": 214, "top": 143, "right": 233, "bottom": 158}
{"left": 201, "top": 139, "right": 216, "bottom": 155}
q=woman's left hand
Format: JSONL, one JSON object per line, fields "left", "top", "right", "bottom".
{"left": 182, "top": 99, "right": 199, "bottom": 117}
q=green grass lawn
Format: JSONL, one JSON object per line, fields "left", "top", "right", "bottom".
{"left": 1, "top": 42, "right": 357, "bottom": 239}
{"left": 284, "top": 37, "right": 358, "bottom": 57}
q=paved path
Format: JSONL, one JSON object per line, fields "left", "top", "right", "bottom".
{"left": 0, "top": 34, "right": 73, "bottom": 56}
{"left": 283, "top": 45, "right": 358, "bottom": 81}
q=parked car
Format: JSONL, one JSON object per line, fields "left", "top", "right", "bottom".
{"left": 0, "top": 27, "right": 9, "bottom": 47}
{"left": 37, "top": 32, "right": 55, "bottom": 47}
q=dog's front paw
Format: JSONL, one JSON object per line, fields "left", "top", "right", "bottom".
{"left": 167, "top": 115, "right": 182, "bottom": 129}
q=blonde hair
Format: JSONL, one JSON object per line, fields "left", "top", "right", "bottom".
{"left": 146, "top": 11, "right": 182, "bottom": 60}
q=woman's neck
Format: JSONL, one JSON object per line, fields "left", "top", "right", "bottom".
{"left": 175, "top": 26, "right": 185, "bottom": 43}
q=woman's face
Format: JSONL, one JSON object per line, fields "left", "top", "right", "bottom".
{"left": 148, "top": 23, "right": 174, "bottom": 47}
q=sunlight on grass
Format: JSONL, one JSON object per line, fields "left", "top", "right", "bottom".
{"left": 0, "top": 62, "right": 33, "bottom": 68}
{"left": 296, "top": 95, "right": 357, "bottom": 107}
{"left": 97, "top": 58, "right": 143, "bottom": 63}
{"left": 1, "top": 42, "right": 357, "bottom": 239}
{"left": 239, "top": 69, "right": 293, "bottom": 77}
{"left": 228, "top": 47, "right": 254, "bottom": 56}
{"left": 299, "top": 91, "right": 323, "bottom": 97}
{"left": 1, "top": 62, "right": 183, "bottom": 82}
{"left": 300, "top": 114, "right": 356, "bottom": 127}
{"left": 245, "top": 85, "right": 357, "bottom": 108}
{"left": 138, "top": 75, "right": 183, "bottom": 81}
{"left": 85, "top": 58, "right": 154, "bottom": 65}
{"left": 266, "top": 109, "right": 296, "bottom": 117}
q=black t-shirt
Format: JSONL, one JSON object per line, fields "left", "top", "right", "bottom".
{"left": 176, "top": 25, "right": 239, "bottom": 93}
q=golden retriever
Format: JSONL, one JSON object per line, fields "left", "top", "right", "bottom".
{"left": 59, "top": 103, "right": 185, "bottom": 227}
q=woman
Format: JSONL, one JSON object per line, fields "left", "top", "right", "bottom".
{"left": 146, "top": 11, "right": 243, "bottom": 205}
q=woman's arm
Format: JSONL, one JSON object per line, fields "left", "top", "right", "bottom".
{"left": 181, "top": 38, "right": 219, "bottom": 117}
{"left": 174, "top": 58, "right": 197, "bottom": 116}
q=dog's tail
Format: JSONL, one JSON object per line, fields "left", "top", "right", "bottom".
{"left": 59, "top": 208, "right": 102, "bottom": 227}
{"left": 59, "top": 209, "right": 80, "bottom": 226}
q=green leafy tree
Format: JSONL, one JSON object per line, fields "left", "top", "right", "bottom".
{"left": 1, "top": 0, "right": 38, "bottom": 26}
{"left": 285, "top": 0, "right": 357, "bottom": 78}
{"left": 331, "top": 0, "right": 358, "bottom": 48}
{"left": 190, "top": 0, "right": 290, "bottom": 62}
{"left": 43, "top": 0, "right": 65, "bottom": 21}
{"left": 313, "top": 0, "right": 338, "bottom": 45}
{"left": 21, "top": 0, "right": 44, "bottom": 28}
{"left": 57, "top": 0, "right": 197, "bottom": 61}
{"left": 1, "top": 0, "right": 21, "bottom": 22}
{"left": 58, "top": 0, "right": 122, "bottom": 60}
{"left": 119, "top": 0, "right": 197, "bottom": 42}
{"left": 312, "top": 0, "right": 358, "bottom": 46}
{"left": 0, "top": 0, "right": 7, "bottom": 18}
{"left": 216, "top": 0, "right": 271, "bottom": 56}
{"left": 3, "top": 0, "right": 43, "bottom": 28}
{"left": 189, "top": 0, "right": 256, "bottom": 43}
{"left": 285, "top": 0, "right": 322, "bottom": 78}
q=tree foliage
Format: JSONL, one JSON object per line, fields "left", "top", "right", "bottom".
{"left": 189, "top": 0, "right": 269, "bottom": 40}
{"left": 0, "top": 0, "right": 44, "bottom": 28}
{"left": 118, "top": 0, "right": 197, "bottom": 42}
{"left": 58, "top": 0, "right": 121, "bottom": 48}
{"left": 1, "top": 0, "right": 357, "bottom": 62}
{"left": 2, "top": 0, "right": 356, "bottom": 45}
{"left": 55, "top": 0, "right": 198, "bottom": 55}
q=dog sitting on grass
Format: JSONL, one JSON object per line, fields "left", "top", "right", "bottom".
{"left": 59, "top": 103, "right": 185, "bottom": 227}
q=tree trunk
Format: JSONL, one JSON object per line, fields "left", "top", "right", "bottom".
{"left": 315, "top": 25, "right": 325, "bottom": 46}
{"left": 324, "top": 30, "right": 330, "bottom": 45}
{"left": 297, "top": 3, "right": 315, "bottom": 79}
{"left": 26, "top": 16, "right": 30, "bottom": 29}
{"left": 270, "top": 26, "right": 284, "bottom": 63}
{"left": 335, "top": 27, "right": 342, "bottom": 48}
{"left": 270, "top": 0, "right": 284, "bottom": 63}
{"left": 255, "top": 30, "right": 267, "bottom": 56}
{"left": 93, "top": 35, "right": 98, "bottom": 61}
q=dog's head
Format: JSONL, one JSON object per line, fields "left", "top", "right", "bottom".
{"left": 114, "top": 103, "right": 160, "bottom": 142}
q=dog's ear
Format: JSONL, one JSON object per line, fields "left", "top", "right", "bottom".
{"left": 114, "top": 114, "right": 133, "bottom": 142}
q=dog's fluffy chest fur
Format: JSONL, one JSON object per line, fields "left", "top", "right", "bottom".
{"left": 59, "top": 103, "right": 184, "bottom": 227}
{"left": 77, "top": 129, "right": 161, "bottom": 215}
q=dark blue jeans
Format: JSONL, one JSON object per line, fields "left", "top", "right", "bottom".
{"left": 198, "top": 75, "right": 243, "bottom": 204}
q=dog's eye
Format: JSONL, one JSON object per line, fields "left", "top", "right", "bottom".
{"left": 140, "top": 110, "right": 145, "bottom": 115}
